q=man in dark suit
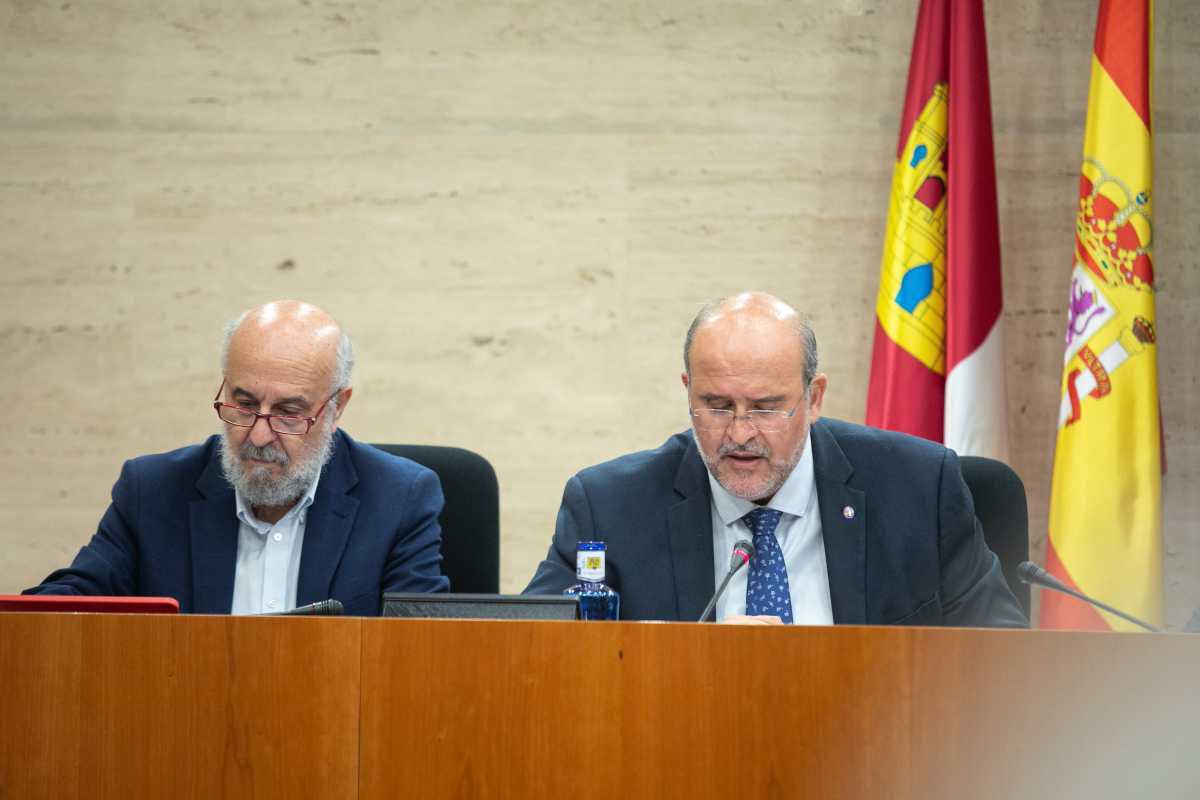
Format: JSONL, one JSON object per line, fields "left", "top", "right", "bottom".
{"left": 525, "top": 292, "right": 1026, "bottom": 627}
{"left": 26, "top": 300, "right": 447, "bottom": 614}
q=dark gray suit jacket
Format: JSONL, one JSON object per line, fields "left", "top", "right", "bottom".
{"left": 525, "top": 418, "right": 1027, "bottom": 627}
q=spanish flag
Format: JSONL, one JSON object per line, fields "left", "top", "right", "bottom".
{"left": 866, "top": 0, "right": 1009, "bottom": 460}
{"left": 1042, "top": 0, "right": 1161, "bottom": 630}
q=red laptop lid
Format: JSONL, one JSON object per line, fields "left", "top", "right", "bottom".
{"left": 0, "top": 595, "right": 180, "bottom": 614}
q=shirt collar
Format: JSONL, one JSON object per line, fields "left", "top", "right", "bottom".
{"left": 235, "top": 469, "right": 322, "bottom": 534}
{"left": 706, "top": 428, "right": 815, "bottom": 527}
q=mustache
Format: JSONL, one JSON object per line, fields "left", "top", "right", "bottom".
{"left": 239, "top": 440, "right": 289, "bottom": 465}
{"left": 717, "top": 441, "right": 769, "bottom": 458}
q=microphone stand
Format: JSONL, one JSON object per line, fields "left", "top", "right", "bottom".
{"left": 1017, "top": 562, "right": 1160, "bottom": 632}
{"left": 698, "top": 540, "right": 756, "bottom": 623}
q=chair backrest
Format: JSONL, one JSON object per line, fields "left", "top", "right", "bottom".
{"left": 959, "top": 455, "right": 1030, "bottom": 616}
{"left": 372, "top": 444, "right": 500, "bottom": 594}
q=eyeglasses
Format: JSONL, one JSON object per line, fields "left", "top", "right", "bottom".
{"left": 212, "top": 379, "right": 337, "bottom": 436}
{"left": 689, "top": 404, "right": 800, "bottom": 433}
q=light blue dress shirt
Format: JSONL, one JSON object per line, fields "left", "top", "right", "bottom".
{"left": 708, "top": 429, "right": 834, "bottom": 624}
{"left": 230, "top": 472, "right": 321, "bottom": 615}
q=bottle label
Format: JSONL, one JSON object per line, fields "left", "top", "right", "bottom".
{"left": 576, "top": 549, "right": 606, "bottom": 583}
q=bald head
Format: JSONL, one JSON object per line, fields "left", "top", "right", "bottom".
{"left": 221, "top": 300, "right": 355, "bottom": 399}
{"left": 682, "top": 292, "right": 826, "bottom": 503}
{"left": 215, "top": 301, "right": 354, "bottom": 517}
{"left": 683, "top": 292, "right": 818, "bottom": 388}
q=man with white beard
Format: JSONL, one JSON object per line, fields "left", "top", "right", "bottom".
{"left": 25, "top": 300, "right": 448, "bottom": 614}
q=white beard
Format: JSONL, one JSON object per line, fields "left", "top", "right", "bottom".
{"left": 219, "top": 421, "right": 336, "bottom": 509}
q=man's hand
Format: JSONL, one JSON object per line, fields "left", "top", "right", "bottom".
{"left": 720, "top": 614, "right": 784, "bottom": 625}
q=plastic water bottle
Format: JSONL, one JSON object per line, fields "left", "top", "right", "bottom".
{"left": 564, "top": 541, "right": 620, "bottom": 620}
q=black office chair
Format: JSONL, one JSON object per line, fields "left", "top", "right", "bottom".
{"left": 372, "top": 444, "right": 500, "bottom": 594}
{"left": 959, "top": 455, "right": 1030, "bottom": 617}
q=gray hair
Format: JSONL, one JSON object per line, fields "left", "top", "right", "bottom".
{"left": 330, "top": 331, "right": 355, "bottom": 395}
{"left": 682, "top": 296, "right": 819, "bottom": 387}
{"left": 219, "top": 310, "right": 356, "bottom": 400}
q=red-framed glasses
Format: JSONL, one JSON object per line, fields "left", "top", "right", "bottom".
{"left": 212, "top": 379, "right": 337, "bottom": 436}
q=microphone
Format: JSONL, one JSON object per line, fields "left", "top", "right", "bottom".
{"left": 1017, "top": 561, "right": 1159, "bottom": 632}
{"left": 698, "top": 539, "right": 756, "bottom": 623}
{"left": 264, "top": 599, "right": 345, "bottom": 617}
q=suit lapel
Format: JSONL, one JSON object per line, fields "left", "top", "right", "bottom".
{"left": 667, "top": 436, "right": 716, "bottom": 622}
{"left": 296, "top": 432, "right": 360, "bottom": 606}
{"left": 811, "top": 421, "right": 867, "bottom": 625}
{"left": 190, "top": 449, "right": 239, "bottom": 614}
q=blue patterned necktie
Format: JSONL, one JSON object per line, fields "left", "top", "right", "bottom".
{"left": 743, "top": 508, "right": 793, "bottom": 624}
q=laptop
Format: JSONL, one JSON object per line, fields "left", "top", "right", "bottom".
{"left": 0, "top": 595, "right": 180, "bottom": 614}
{"left": 382, "top": 593, "right": 578, "bottom": 621}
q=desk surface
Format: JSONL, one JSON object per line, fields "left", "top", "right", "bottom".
{"left": 1, "top": 614, "right": 1196, "bottom": 800}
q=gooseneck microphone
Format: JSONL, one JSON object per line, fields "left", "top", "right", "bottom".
{"left": 265, "top": 599, "right": 345, "bottom": 617}
{"left": 698, "top": 540, "right": 756, "bottom": 623}
{"left": 1017, "top": 561, "right": 1159, "bottom": 632}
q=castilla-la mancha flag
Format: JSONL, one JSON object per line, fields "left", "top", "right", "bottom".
{"left": 1042, "top": 0, "right": 1161, "bottom": 631}
{"left": 866, "top": 0, "right": 1008, "bottom": 459}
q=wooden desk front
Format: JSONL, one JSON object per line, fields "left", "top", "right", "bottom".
{"left": 1, "top": 615, "right": 1195, "bottom": 799}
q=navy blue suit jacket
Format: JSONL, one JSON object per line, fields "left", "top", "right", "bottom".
{"left": 25, "top": 430, "right": 449, "bottom": 614}
{"left": 525, "top": 419, "right": 1026, "bottom": 627}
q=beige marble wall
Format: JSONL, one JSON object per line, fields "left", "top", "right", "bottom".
{"left": 2, "top": 0, "right": 1196, "bottom": 626}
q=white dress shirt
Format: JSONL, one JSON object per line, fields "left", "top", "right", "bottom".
{"left": 230, "top": 472, "right": 321, "bottom": 615}
{"left": 708, "top": 429, "right": 834, "bottom": 624}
